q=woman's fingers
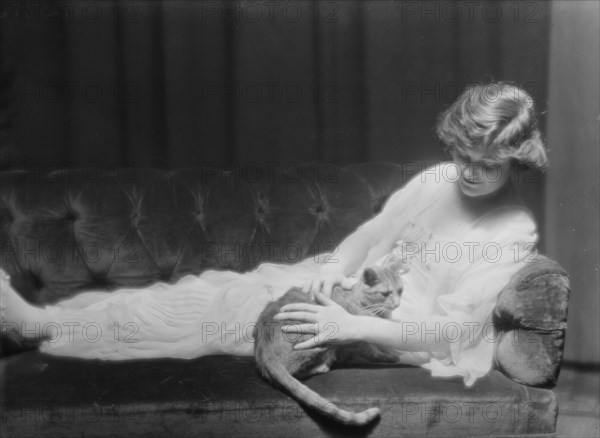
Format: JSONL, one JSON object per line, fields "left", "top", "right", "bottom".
{"left": 301, "top": 273, "right": 356, "bottom": 297}
{"left": 322, "top": 274, "right": 345, "bottom": 297}
{"left": 314, "top": 291, "right": 337, "bottom": 306}
{"left": 281, "top": 324, "right": 318, "bottom": 335}
{"left": 340, "top": 276, "right": 357, "bottom": 289}
{"left": 293, "top": 337, "right": 322, "bottom": 350}
{"left": 302, "top": 278, "right": 317, "bottom": 293}
{"left": 273, "top": 311, "right": 318, "bottom": 323}
{"left": 322, "top": 279, "right": 335, "bottom": 297}
{"left": 279, "top": 303, "right": 320, "bottom": 313}
{"left": 312, "top": 279, "right": 326, "bottom": 295}
{"left": 302, "top": 274, "right": 348, "bottom": 296}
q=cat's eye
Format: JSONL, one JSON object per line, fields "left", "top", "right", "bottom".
{"left": 380, "top": 291, "right": 392, "bottom": 298}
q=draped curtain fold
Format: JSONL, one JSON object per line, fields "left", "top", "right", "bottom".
{"left": 545, "top": 1, "right": 600, "bottom": 364}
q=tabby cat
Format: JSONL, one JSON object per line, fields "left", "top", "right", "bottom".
{"left": 253, "top": 261, "right": 405, "bottom": 426}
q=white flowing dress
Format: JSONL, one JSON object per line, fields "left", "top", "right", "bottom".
{"left": 39, "top": 162, "right": 538, "bottom": 387}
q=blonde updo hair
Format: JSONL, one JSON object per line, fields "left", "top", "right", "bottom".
{"left": 436, "top": 82, "right": 547, "bottom": 170}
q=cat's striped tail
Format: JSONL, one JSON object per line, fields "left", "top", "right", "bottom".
{"left": 265, "top": 361, "right": 380, "bottom": 426}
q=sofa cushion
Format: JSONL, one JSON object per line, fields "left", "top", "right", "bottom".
{"left": 493, "top": 255, "right": 570, "bottom": 386}
{"left": 0, "top": 351, "right": 557, "bottom": 437}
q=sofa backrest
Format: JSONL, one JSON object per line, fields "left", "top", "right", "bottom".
{"left": 0, "top": 163, "right": 414, "bottom": 302}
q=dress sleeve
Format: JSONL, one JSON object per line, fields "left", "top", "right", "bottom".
{"left": 424, "top": 208, "right": 539, "bottom": 387}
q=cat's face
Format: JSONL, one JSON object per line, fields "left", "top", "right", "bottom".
{"left": 354, "top": 265, "right": 404, "bottom": 318}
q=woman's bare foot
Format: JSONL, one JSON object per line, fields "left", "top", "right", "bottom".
{"left": 1, "top": 268, "right": 50, "bottom": 340}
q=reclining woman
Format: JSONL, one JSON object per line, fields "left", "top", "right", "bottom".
{"left": 1, "top": 82, "right": 547, "bottom": 387}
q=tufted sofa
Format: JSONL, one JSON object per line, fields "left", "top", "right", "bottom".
{"left": 0, "top": 162, "right": 569, "bottom": 437}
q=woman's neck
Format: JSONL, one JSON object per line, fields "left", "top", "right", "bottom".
{"left": 423, "top": 177, "right": 523, "bottom": 240}
{"left": 459, "top": 178, "right": 522, "bottom": 218}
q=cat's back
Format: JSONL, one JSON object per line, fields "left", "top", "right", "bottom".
{"left": 253, "top": 287, "right": 312, "bottom": 342}
{"left": 260, "top": 287, "right": 312, "bottom": 318}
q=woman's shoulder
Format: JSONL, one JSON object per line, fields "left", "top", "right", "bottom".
{"left": 384, "top": 161, "right": 456, "bottom": 210}
{"left": 400, "top": 161, "right": 459, "bottom": 195}
{"left": 412, "top": 161, "right": 460, "bottom": 184}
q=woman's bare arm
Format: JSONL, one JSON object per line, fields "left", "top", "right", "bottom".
{"left": 275, "top": 293, "right": 452, "bottom": 355}
{"left": 352, "top": 314, "right": 452, "bottom": 354}
{"left": 307, "top": 171, "right": 424, "bottom": 295}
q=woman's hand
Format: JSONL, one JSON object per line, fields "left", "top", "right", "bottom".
{"left": 302, "top": 273, "right": 356, "bottom": 297}
{"left": 273, "top": 292, "right": 363, "bottom": 350}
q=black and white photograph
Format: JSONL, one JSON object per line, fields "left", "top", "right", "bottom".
{"left": 0, "top": 1, "right": 598, "bottom": 437}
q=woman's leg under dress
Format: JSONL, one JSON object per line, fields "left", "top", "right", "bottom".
{"left": 1, "top": 258, "right": 321, "bottom": 360}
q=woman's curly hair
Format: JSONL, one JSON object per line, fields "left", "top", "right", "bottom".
{"left": 436, "top": 82, "right": 547, "bottom": 171}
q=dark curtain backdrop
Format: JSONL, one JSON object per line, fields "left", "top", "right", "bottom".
{"left": 0, "top": 0, "right": 551, "bottom": 241}
{"left": 1, "top": 1, "right": 550, "bottom": 164}
{"left": 545, "top": 1, "right": 600, "bottom": 364}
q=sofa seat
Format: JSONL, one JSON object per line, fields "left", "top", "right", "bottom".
{"left": 1, "top": 351, "right": 556, "bottom": 437}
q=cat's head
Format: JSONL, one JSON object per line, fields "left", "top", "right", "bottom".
{"left": 353, "top": 260, "right": 407, "bottom": 318}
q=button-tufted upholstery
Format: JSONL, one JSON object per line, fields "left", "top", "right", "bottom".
{"left": 0, "top": 163, "right": 569, "bottom": 437}
{"left": 1, "top": 164, "right": 410, "bottom": 303}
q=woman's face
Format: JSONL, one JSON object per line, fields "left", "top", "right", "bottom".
{"left": 452, "top": 149, "right": 512, "bottom": 197}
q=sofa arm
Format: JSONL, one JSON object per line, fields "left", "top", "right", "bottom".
{"left": 493, "top": 255, "right": 570, "bottom": 387}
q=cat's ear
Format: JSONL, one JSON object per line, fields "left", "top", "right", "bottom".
{"left": 362, "top": 267, "right": 378, "bottom": 286}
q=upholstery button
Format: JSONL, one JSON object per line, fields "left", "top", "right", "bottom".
{"left": 255, "top": 206, "right": 265, "bottom": 222}
{"left": 254, "top": 196, "right": 269, "bottom": 223}
{"left": 64, "top": 211, "right": 78, "bottom": 221}
{"left": 91, "top": 274, "right": 111, "bottom": 288}
{"left": 373, "top": 199, "right": 384, "bottom": 214}
{"left": 312, "top": 204, "right": 328, "bottom": 220}
{"left": 31, "top": 273, "right": 43, "bottom": 289}
{"left": 2, "top": 206, "right": 15, "bottom": 223}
